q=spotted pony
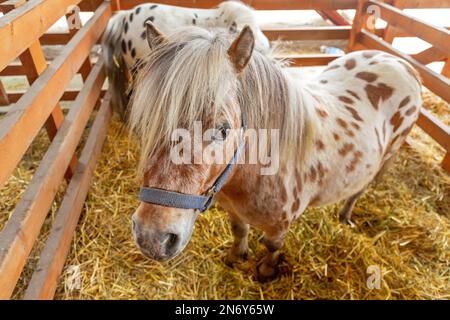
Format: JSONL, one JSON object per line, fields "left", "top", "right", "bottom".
{"left": 101, "top": 1, "right": 269, "bottom": 120}
{"left": 128, "top": 25, "right": 422, "bottom": 281}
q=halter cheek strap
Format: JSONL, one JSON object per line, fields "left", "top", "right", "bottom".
{"left": 139, "top": 115, "right": 246, "bottom": 212}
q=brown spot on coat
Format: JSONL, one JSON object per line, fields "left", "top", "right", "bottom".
{"left": 405, "top": 105, "right": 417, "bottom": 116}
{"left": 320, "top": 79, "right": 328, "bottom": 84}
{"left": 309, "top": 166, "right": 317, "bottom": 182}
{"left": 295, "top": 170, "right": 303, "bottom": 193}
{"left": 345, "top": 106, "right": 363, "bottom": 122}
{"left": 345, "top": 58, "right": 356, "bottom": 70}
{"left": 400, "top": 124, "right": 414, "bottom": 137}
{"left": 324, "top": 64, "right": 340, "bottom": 72}
{"left": 316, "top": 139, "right": 325, "bottom": 150}
{"left": 316, "top": 108, "right": 328, "bottom": 118}
{"left": 309, "top": 194, "right": 321, "bottom": 206}
{"left": 399, "top": 96, "right": 411, "bottom": 109}
{"left": 317, "top": 162, "right": 326, "bottom": 185}
{"left": 362, "top": 51, "right": 380, "bottom": 59}
{"left": 291, "top": 198, "right": 300, "bottom": 212}
{"left": 390, "top": 111, "right": 404, "bottom": 132}
{"left": 339, "top": 96, "right": 354, "bottom": 104}
{"left": 336, "top": 117, "right": 348, "bottom": 129}
{"left": 346, "top": 150, "right": 363, "bottom": 173}
{"left": 346, "top": 89, "right": 361, "bottom": 100}
{"left": 338, "top": 143, "right": 354, "bottom": 156}
{"left": 356, "top": 71, "right": 378, "bottom": 82}
{"left": 351, "top": 122, "right": 361, "bottom": 130}
{"left": 365, "top": 83, "right": 394, "bottom": 110}
{"left": 333, "top": 133, "right": 340, "bottom": 141}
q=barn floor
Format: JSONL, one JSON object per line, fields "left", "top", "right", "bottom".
{"left": 1, "top": 81, "right": 449, "bottom": 300}
{"left": 53, "top": 92, "right": 450, "bottom": 299}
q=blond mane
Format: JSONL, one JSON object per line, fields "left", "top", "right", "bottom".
{"left": 129, "top": 27, "right": 314, "bottom": 174}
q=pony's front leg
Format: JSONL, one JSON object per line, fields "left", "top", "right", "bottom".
{"left": 256, "top": 230, "right": 286, "bottom": 282}
{"left": 225, "top": 213, "right": 249, "bottom": 267}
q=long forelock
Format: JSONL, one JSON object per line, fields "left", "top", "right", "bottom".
{"left": 129, "top": 27, "right": 313, "bottom": 176}
{"left": 129, "top": 28, "right": 238, "bottom": 173}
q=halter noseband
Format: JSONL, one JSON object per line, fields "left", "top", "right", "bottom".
{"left": 139, "top": 115, "right": 246, "bottom": 212}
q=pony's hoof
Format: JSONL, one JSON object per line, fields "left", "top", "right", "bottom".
{"left": 340, "top": 217, "right": 355, "bottom": 228}
{"left": 256, "top": 262, "right": 279, "bottom": 282}
{"left": 224, "top": 250, "right": 248, "bottom": 267}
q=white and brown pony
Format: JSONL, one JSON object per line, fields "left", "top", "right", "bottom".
{"left": 129, "top": 23, "right": 421, "bottom": 281}
{"left": 101, "top": 1, "right": 269, "bottom": 120}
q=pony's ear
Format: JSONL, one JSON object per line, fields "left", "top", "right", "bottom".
{"left": 227, "top": 26, "right": 255, "bottom": 73}
{"left": 145, "top": 21, "right": 166, "bottom": 50}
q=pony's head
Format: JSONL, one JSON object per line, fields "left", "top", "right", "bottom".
{"left": 129, "top": 23, "right": 255, "bottom": 261}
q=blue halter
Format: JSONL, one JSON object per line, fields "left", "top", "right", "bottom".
{"left": 139, "top": 115, "right": 246, "bottom": 212}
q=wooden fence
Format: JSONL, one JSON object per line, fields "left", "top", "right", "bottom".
{"left": 0, "top": 0, "right": 448, "bottom": 299}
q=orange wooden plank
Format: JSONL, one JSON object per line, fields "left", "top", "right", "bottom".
{"left": 287, "top": 54, "right": 342, "bottom": 66}
{"left": 416, "top": 108, "right": 450, "bottom": 151}
{"left": 0, "top": 0, "right": 83, "bottom": 71}
{"left": 0, "top": 61, "right": 105, "bottom": 299}
{"left": 412, "top": 47, "right": 447, "bottom": 65}
{"left": 263, "top": 26, "right": 351, "bottom": 41}
{"left": 23, "top": 95, "right": 112, "bottom": 300}
{"left": 0, "top": 64, "right": 26, "bottom": 76}
{"left": 317, "top": 10, "right": 351, "bottom": 26}
{"left": 0, "top": 1, "right": 111, "bottom": 190}
{"left": 399, "top": 0, "right": 450, "bottom": 8}
{"left": 0, "top": 0, "right": 26, "bottom": 13}
{"left": 7, "top": 89, "right": 107, "bottom": 103}
{"left": 357, "top": 30, "right": 450, "bottom": 103}
{"left": 369, "top": 0, "right": 450, "bottom": 55}
{"left": 40, "top": 33, "right": 73, "bottom": 45}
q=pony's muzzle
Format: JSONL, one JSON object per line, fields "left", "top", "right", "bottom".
{"left": 132, "top": 215, "right": 181, "bottom": 261}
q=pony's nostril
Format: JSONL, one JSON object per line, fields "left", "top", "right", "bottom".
{"left": 136, "top": 235, "right": 145, "bottom": 247}
{"left": 162, "top": 233, "right": 179, "bottom": 253}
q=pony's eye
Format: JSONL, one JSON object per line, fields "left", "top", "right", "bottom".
{"left": 213, "top": 122, "right": 231, "bottom": 141}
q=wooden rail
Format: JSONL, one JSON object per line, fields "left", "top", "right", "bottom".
{"left": 24, "top": 94, "right": 112, "bottom": 300}
{"left": 0, "top": 0, "right": 111, "bottom": 299}
{"left": 350, "top": 0, "right": 450, "bottom": 171}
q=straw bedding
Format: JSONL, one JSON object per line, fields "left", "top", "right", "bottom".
{"left": 1, "top": 90, "right": 449, "bottom": 300}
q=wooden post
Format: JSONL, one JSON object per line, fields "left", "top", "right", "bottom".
{"left": 348, "top": 0, "right": 369, "bottom": 51}
{"left": 66, "top": 7, "right": 92, "bottom": 81}
{"left": 4, "top": 0, "right": 77, "bottom": 180}
{"left": 19, "top": 43, "right": 78, "bottom": 180}
{"left": 0, "top": 80, "right": 9, "bottom": 106}
{"left": 442, "top": 58, "right": 450, "bottom": 78}
{"left": 442, "top": 152, "right": 450, "bottom": 172}
{"left": 383, "top": 0, "right": 405, "bottom": 43}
